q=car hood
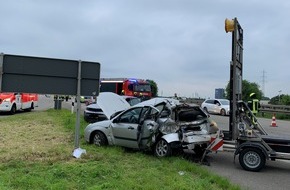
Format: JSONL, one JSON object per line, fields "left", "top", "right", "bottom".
{"left": 86, "top": 103, "right": 101, "bottom": 109}
{"left": 97, "top": 92, "right": 130, "bottom": 119}
{"left": 86, "top": 119, "right": 112, "bottom": 131}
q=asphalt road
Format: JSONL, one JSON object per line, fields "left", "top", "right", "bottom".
{"left": 2, "top": 96, "right": 290, "bottom": 190}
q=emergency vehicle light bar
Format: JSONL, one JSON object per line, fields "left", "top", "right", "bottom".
{"left": 101, "top": 80, "right": 124, "bottom": 83}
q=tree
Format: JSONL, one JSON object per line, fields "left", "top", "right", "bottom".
{"left": 225, "top": 79, "right": 262, "bottom": 102}
{"left": 146, "top": 79, "right": 158, "bottom": 97}
{"left": 269, "top": 94, "right": 290, "bottom": 105}
{"left": 282, "top": 95, "right": 290, "bottom": 105}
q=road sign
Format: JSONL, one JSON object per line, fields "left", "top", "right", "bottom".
{"left": 0, "top": 53, "right": 100, "bottom": 96}
{"left": 0, "top": 53, "right": 101, "bottom": 156}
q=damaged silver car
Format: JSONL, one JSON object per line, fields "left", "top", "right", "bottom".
{"left": 84, "top": 92, "right": 220, "bottom": 157}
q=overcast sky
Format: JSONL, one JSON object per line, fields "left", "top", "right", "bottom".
{"left": 1, "top": 1, "right": 289, "bottom": 98}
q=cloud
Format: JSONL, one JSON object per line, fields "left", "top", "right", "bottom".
{"left": 0, "top": 0, "right": 289, "bottom": 98}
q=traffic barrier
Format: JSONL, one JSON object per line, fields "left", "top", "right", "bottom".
{"left": 208, "top": 131, "right": 224, "bottom": 152}
{"left": 270, "top": 113, "right": 278, "bottom": 127}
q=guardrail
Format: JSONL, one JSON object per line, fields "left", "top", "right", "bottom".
{"left": 182, "top": 98, "right": 205, "bottom": 106}
{"left": 182, "top": 99, "right": 290, "bottom": 115}
{"left": 259, "top": 104, "right": 290, "bottom": 115}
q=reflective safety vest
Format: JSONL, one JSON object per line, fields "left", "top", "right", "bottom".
{"left": 248, "top": 99, "right": 259, "bottom": 114}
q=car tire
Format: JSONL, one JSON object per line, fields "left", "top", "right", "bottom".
{"left": 239, "top": 148, "right": 266, "bottom": 172}
{"left": 220, "top": 109, "right": 226, "bottom": 116}
{"left": 31, "top": 102, "right": 34, "bottom": 109}
{"left": 203, "top": 107, "right": 208, "bottom": 113}
{"left": 154, "top": 139, "right": 172, "bottom": 157}
{"left": 10, "top": 104, "right": 16, "bottom": 115}
{"left": 92, "top": 131, "right": 108, "bottom": 146}
{"left": 25, "top": 102, "right": 34, "bottom": 112}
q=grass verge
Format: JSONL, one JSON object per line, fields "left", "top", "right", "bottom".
{"left": 0, "top": 109, "right": 240, "bottom": 190}
{"left": 258, "top": 112, "right": 290, "bottom": 120}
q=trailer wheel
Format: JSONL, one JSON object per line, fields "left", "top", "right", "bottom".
{"left": 239, "top": 147, "right": 266, "bottom": 172}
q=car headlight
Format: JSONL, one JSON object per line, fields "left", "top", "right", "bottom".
{"left": 3, "top": 98, "right": 11, "bottom": 102}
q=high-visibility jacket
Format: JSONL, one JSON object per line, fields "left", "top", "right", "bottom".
{"left": 248, "top": 99, "right": 259, "bottom": 114}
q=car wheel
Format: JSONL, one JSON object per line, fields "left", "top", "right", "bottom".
{"left": 203, "top": 107, "right": 208, "bottom": 113}
{"left": 25, "top": 102, "right": 34, "bottom": 112}
{"left": 92, "top": 131, "right": 108, "bottom": 146}
{"left": 220, "top": 109, "right": 226, "bottom": 116}
{"left": 154, "top": 139, "right": 172, "bottom": 157}
{"left": 10, "top": 104, "right": 16, "bottom": 115}
{"left": 31, "top": 102, "right": 34, "bottom": 109}
{"left": 239, "top": 148, "right": 266, "bottom": 172}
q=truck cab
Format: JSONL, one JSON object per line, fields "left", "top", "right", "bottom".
{"left": 100, "top": 78, "right": 152, "bottom": 100}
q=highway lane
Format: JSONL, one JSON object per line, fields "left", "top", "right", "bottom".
{"left": 204, "top": 149, "right": 290, "bottom": 190}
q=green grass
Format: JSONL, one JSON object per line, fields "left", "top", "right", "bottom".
{"left": 258, "top": 112, "right": 290, "bottom": 120}
{"left": 0, "top": 110, "right": 240, "bottom": 190}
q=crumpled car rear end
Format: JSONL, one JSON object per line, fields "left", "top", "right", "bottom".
{"left": 157, "top": 103, "right": 216, "bottom": 153}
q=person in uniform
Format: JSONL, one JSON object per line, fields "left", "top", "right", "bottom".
{"left": 247, "top": 93, "right": 260, "bottom": 116}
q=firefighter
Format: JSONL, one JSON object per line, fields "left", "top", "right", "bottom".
{"left": 247, "top": 93, "right": 260, "bottom": 116}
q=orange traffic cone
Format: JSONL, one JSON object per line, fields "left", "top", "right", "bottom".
{"left": 270, "top": 113, "right": 278, "bottom": 127}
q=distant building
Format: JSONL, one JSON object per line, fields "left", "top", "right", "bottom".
{"left": 215, "top": 88, "right": 225, "bottom": 99}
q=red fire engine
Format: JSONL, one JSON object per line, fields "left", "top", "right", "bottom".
{"left": 0, "top": 92, "right": 38, "bottom": 114}
{"left": 100, "top": 78, "right": 152, "bottom": 100}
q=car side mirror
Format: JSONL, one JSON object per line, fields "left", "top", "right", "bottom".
{"left": 112, "top": 118, "right": 118, "bottom": 123}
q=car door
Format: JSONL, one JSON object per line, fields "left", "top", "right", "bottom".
{"left": 14, "top": 93, "right": 22, "bottom": 109}
{"left": 111, "top": 107, "right": 144, "bottom": 149}
{"left": 206, "top": 100, "right": 214, "bottom": 113}
{"left": 138, "top": 106, "right": 160, "bottom": 147}
{"left": 212, "top": 100, "right": 221, "bottom": 114}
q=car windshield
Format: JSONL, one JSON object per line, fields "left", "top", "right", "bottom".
{"left": 133, "top": 84, "right": 151, "bottom": 92}
{"left": 127, "top": 98, "right": 142, "bottom": 106}
{"left": 219, "top": 100, "right": 229, "bottom": 105}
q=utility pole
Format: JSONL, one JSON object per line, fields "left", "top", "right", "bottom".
{"left": 261, "top": 70, "right": 267, "bottom": 97}
{"left": 278, "top": 90, "right": 282, "bottom": 104}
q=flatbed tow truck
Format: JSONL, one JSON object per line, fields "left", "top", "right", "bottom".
{"left": 214, "top": 18, "right": 290, "bottom": 172}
